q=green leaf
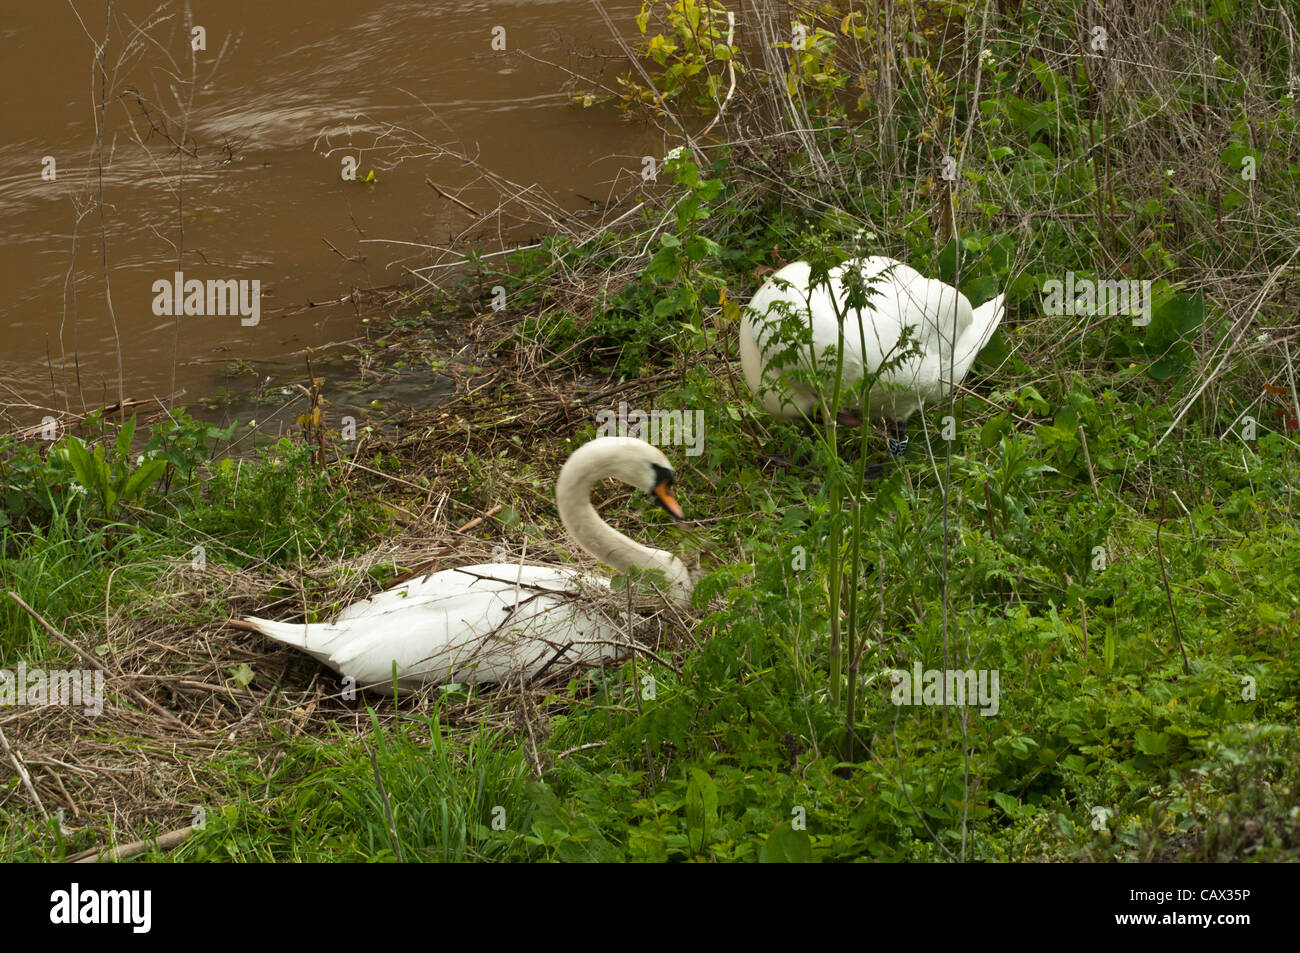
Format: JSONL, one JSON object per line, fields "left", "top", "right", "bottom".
{"left": 759, "top": 824, "right": 813, "bottom": 862}
{"left": 115, "top": 414, "right": 137, "bottom": 459}
{"left": 991, "top": 791, "right": 1021, "bottom": 816}
{"left": 961, "top": 274, "right": 999, "bottom": 305}
{"left": 1134, "top": 729, "right": 1169, "bottom": 755}
{"left": 1147, "top": 293, "right": 1204, "bottom": 349}
{"left": 120, "top": 458, "right": 168, "bottom": 502}
{"left": 525, "top": 782, "right": 622, "bottom": 862}
{"left": 1028, "top": 58, "right": 1065, "bottom": 98}
{"left": 1147, "top": 357, "right": 1188, "bottom": 380}
{"left": 685, "top": 767, "right": 718, "bottom": 856}
{"left": 229, "top": 663, "right": 254, "bottom": 689}
{"left": 62, "top": 436, "right": 99, "bottom": 494}
{"left": 980, "top": 412, "right": 1010, "bottom": 449}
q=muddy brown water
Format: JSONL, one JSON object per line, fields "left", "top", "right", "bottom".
{"left": 1, "top": 0, "right": 659, "bottom": 432}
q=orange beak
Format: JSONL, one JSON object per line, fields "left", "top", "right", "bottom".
{"left": 653, "top": 481, "right": 685, "bottom": 520}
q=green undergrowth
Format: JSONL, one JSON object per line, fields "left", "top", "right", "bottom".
{"left": 4, "top": 0, "right": 1299, "bottom": 860}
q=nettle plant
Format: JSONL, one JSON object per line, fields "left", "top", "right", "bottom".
{"left": 642, "top": 148, "right": 728, "bottom": 347}
{"left": 619, "top": 0, "right": 735, "bottom": 113}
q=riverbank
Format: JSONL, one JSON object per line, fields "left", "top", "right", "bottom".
{"left": 3, "top": 0, "right": 1299, "bottom": 861}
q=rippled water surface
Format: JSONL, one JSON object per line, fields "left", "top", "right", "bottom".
{"left": 1, "top": 0, "right": 653, "bottom": 427}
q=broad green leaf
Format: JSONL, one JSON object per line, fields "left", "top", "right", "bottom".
{"left": 759, "top": 824, "right": 813, "bottom": 862}
{"left": 685, "top": 767, "right": 718, "bottom": 855}
{"left": 1134, "top": 729, "right": 1170, "bottom": 755}
{"left": 116, "top": 414, "right": 137, "bottom": 458}
{"left": 120, "top": 458, "right": 168, "bottom": 502}
{"left": 991, "top": 792, "right": 1021, "bottom": 816}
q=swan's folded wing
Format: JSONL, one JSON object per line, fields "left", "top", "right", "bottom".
{"left": 328, "top": 574, "right": 621, "bottom": 688}
{"left": 335, "top": 563, "right": 600, "bottom": 623}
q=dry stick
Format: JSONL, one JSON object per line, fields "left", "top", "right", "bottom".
{"left": 693, "top": 12, "right": 737, "bottom": 143}
{"left": 588, "top": 0, "right": 696, "bottom": 158}
{"left": 1078, "top": 425, "right": 1100, "bottom": 500}
{"left": 1158, "top": 247, "right": 1300, "bottom": 448}
{"left": 0, "top": 726, "right": 48, "bottom": 819}
{"left": 7, "top": 592, "right": 203, "bottom": 739}
{"left": 948, "top": 1, "right": 996, "bottom": 865}
{"left": 380, "top": 505, "right": 506, "bottom": 587}
{"left": 1284, "top": 341, "right": 1300, "bottom": 439}
{"left": 94, "top": 0, "right": 125, "bottom": 422}
{"left": 1154, "top": 518, "right": 1192, "bottom": 675}
{"left": 556, "top": 741, "right": 605, "bottom": 760}
{"left": 70, "top": 825, "right": 192, "bottom": 863}
{"left": 8, "top": 391, "right": 184, "bottom": 440}
{"left": 322, "top": 237, "right": 364, "bottom": 264}
{"left": 47, "top": 767, "right": 79, "bottom": 821}
{"left": 168, "top": 6, "right": 199, "bottom": 405}
{"left": 627, "top": 578, "right": 656, "bottom": 791}
{"left": 404, "top": 241, "right": 542, "bottom": 274}
{"left": 518, "top": 677, "right": 545, "bottom": 780}
{"left": 342, "top": 458, "right": 444, "bottom": 494}
{"left": 453, "top": 504, "right": 504, "bottom": 535}
{"left": 60, "top": 193, "right": 91, "bottom": 414}
{"left": 885, "top": 712, "right": 959, "bottom": 863}
{"left": 1080, "top": 598, "right": 1089, "bottom": 661}
{"left": 425, "top": 178, "right": 482, "bottom": 217}
{"left": 605, "top": 636, "right": 681, "bottom": 674}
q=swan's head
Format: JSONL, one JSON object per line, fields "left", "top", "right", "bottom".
{"left": 561, "top": 436, "right": 683, "bottom": 519}
{"left": 557, "top": 436, "right": 693, "bottom": 606}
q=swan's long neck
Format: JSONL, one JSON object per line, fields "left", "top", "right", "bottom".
{"left": 556, "top": 445, "right": 692, "bottom": 607}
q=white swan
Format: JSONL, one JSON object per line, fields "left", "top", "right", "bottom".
{"left": 230, "top": 437, "right": 691, "bottom": 693}
{"left": 739, "top": 256, "right": 1005, "bottom": 456}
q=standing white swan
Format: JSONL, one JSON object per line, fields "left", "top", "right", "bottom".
{"left": 230, "top": 437, "right": 690, "bottom": 692}
{"left": 740, "top": 256, "right": 1005, "bottom": 457}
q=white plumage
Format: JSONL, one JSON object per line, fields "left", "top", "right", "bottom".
{"left": 739, "top": 256, "right": 1006, "bottom": 428}
{"left": 232, "top": 437, "right": 690, "bottom": 693}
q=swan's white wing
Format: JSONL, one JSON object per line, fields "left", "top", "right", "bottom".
{"left": 248, "top": 563, "right": 624, "bottom": 690}
{"left": 740, "top": 261, "right": 821, "bottom": 418}
{"left": 839, "top": 259, "right": 989, "bottom": 413}
{"left": 327, "top": 582, "right": 621, "bottom": 689}
{"left": 741, "top": 256, "right": 1000, "bottom": 422}
{"left": 335, "top": 563, "right": 594, "bottom": 622}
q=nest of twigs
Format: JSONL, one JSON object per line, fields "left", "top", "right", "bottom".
{"left": 3, "top": 510, "right": 697, "bottom": 857}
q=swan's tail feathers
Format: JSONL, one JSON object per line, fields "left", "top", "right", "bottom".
{"left": 972, "top": 294, "right": 1006, "bottom": 345}
{"left": 232, "top": 616, "right": 338, "bottom": 666}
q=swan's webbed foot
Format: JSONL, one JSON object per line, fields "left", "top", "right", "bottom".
{"left": 886, "top": 420, "right": 909, "bottom": 458}
{"left": 863, "top": 421, "right": 909, "bottom": 482}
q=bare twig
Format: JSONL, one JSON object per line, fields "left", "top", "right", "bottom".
{"left": 0, "top": 726, "right": 48, "bottom": 819}
{"left": 70, "top": 825, "right": 193, "bottom": 863}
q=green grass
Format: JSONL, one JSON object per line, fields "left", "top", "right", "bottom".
{"left": 177, "top": 713, "right": 538, "bottom": 862}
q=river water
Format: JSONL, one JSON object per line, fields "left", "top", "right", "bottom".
{"left": 1, "top": 0, "right": 657, "bottom": 430}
